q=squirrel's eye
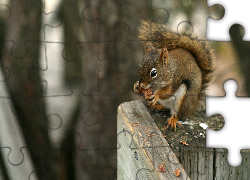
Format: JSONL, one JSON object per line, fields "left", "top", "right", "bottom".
{"left": 150, "top": 68, "right": 157, "bottom": 78}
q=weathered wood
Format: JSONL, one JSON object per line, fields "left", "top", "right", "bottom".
{"left": 178, "top": 147, "right": 214, "bottom": 179}
{"left": 213, "top": 149, "right": 250, "bottom": 180}
{"left": 118, "top": 100, "right": 250, "bottom": 180}
{"left": 117, "top": 100, "right": 190, "bottom": 180}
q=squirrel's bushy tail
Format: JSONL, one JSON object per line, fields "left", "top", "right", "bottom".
{"left": 138, "top": 21, "right": 214, "bottom": 98}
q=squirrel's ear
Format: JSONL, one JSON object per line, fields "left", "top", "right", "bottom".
{"left": 145, "top": 43, "right": 154, "bottom": 52}
{"left": 160, "top": 47, "right": 169, "bottom": 65}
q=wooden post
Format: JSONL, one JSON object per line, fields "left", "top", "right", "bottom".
{"left": 117, "top": 100, "right": 250, "bottom": 180}
{"left": 117, "top": 100, "right": 190, "bottom": 179}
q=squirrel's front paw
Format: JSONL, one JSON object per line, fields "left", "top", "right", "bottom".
{"left": 134, "top": 81, "right": 153, "bottom": 97}
{"left": 147, "top": 94, "right": 156, "bottom": 105}
{"left": 147, "top": 94, "right": 159, "bottom": 107}
{"left": 148, "top": 104, "right": 169, "bottom": 112}
{"left": 134, "top": 81, "right": 141, "bottom": 94}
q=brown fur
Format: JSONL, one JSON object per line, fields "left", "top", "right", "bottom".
{"left": 138, "top": 21, "right": 214, "bottom": 100}
{"left": 134, "top": 21, "right": 214, "bottom": 130}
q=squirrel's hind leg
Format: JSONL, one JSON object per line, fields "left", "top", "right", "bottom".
{"left": 165, "top": 84, "right": 187, "bottom": 131}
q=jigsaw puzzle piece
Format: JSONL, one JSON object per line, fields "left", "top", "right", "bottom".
{"left": 42, "top": 74, "right": 85, "bottom": 146}
{"left": 41, "top": 41, "right": 124, "bottom": 97}
{"left": 75, "top": 110, "right": 116, "bottom": 179}
{"left": 177, "top": 146, "right": 213, "bottom": 179}
{"left": 1, "top": 0, "right": 43, "bottom": 56}
{"left": 39, "top": 42, "right": 84, "bottom": 96}
{"left": 206, "top": 79, "right": 250, "bottom": 167}
{"left": 229, "top": 23, "right": 250, "bottom": 96}
{"left": 81, "top": 0, "right": 169, "bottom": 42}
{"left": 205, "top": 24, "right": 249, "bottom": 96}
{"left": 77, "top": 112, "right": 101, "bottom": 150}
{"left": 78, "top": 103, "right": 117, "bottom": 150}
{"left": 0, "top": 1, "right": 48, "bottom": 99}
{"left": 117, "top": 129, "right": 160, "bottom": 179}
{"left": 0, "top": 41, "right": 48, "bottom": 99}
{"left": 207, "top": 0, "right": 250, "bottom": 41}
{"left": 153, "top": 0, "right": 224, "bottom": 39}
{"left": 6, "top": 96, "right": 59, "bottom": 179}
{"left": 75, "top": 148, "right": 116, "bottom": 180}
{"left": 0, "top": 1, "right": 47, "bottom": 98}
{"left": 4, "top": 40, "right": 43, "bottom": 61}
{"left": 1, "top": 147, "right": 38, "bottom": 180}
{"left": 42, "top": 39, "right": 137, "bottom": 97}
{"left": 0, "top": 97, "right": 38, "bottom": 180}
{"left": 42, "top": 0, "right": 62, "bottom": 40}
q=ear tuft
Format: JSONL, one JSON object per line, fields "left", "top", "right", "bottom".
{"left": 145, "top": 43, "right": 154, "bottom": 52}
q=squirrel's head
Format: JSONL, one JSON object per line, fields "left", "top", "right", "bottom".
{"left": 138, "top": 43, "right": 172, "bottom": 92}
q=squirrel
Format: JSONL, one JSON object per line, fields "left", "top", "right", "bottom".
{"left": 134, "top": 21, "right": 214, "bottom": 131}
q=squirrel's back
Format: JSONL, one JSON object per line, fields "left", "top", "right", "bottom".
{"left": 138, "top": 21, "right": 214, "bottom": 99}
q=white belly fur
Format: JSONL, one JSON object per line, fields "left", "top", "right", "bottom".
{"left": 158, "top": 84, "right": 187, "bottom": 117}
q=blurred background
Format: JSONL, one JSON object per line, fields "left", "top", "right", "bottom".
{"left": 0, "top": 0, "right": 249, "bottom": 179}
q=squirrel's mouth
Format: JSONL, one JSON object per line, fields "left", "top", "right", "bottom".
{"left": 142, "top": 83, "right": 151, "bottom": 90}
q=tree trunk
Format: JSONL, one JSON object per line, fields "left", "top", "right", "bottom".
{"left": 0, "top": 0, "right": 57, "bottom": 179}
{"left": 73, "top": 0, "right": 151, "bottom": 179}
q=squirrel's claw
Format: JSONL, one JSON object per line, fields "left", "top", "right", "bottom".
{"left": 166, "top": 116, "right": 183, "bottom": 131}
{"left": 147, "top": 95, "right": 156, "bottom": 105}
{"left": 147, "top": 94, "right": 159, "bottom": 106}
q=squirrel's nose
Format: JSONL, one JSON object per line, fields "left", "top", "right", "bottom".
{"left": 139, "top": 82, "right": 149, "bottom": 89}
